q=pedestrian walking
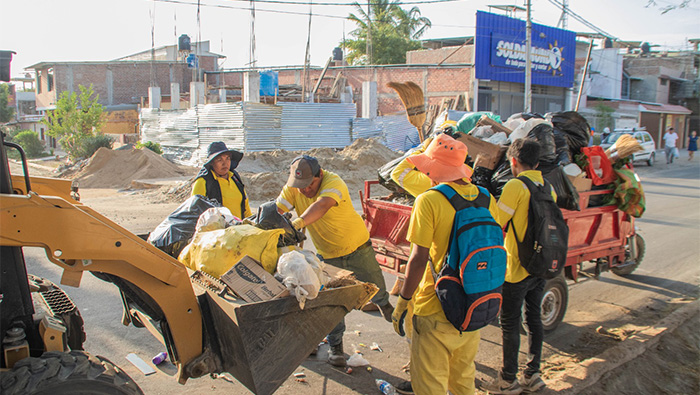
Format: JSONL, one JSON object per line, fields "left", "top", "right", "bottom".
{"left": 688, "top": 131, "right": 697, "bottom": 161}
{"left": 663, "top": 127, "right": 679, "bottom": 164}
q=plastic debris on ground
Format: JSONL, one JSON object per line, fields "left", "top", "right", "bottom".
{"left": 370, "top": 342, "right": 383, "bottom": 352}
{"left": 346, "top": 353, "right": 371, "bottom": 367}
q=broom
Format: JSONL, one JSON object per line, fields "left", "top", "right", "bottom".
{"left": 605, "top": 134, "right": 643, "bottom": 161}
{"left": 387, "top": 81, "right": 426, "bottom": 142}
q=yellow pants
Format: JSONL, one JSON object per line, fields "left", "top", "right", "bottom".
{"left": 410, "top": 313, "right": 480, "bottom": 395}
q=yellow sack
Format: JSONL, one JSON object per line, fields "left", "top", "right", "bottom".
{"left": 178, "top": 224, "right": 284, "bottom": 277}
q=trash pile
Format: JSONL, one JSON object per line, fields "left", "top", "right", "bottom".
{"left": 381, "top": 110, "right": 645, "bottom": 216}
{"left": 147, "top": 196, "right": 364, "bottom": 309}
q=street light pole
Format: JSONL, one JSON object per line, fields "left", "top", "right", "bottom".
{"left": 524, "top": 0, "right": 532, "bottom": 113}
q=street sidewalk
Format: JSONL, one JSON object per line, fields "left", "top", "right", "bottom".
{"left": 541, "top": 298, "right": 699, "bottom": 394}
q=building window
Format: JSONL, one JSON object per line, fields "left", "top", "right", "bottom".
{"left": 660, "top": 78, "right": 668, "bottom": 86}
{"left": 47, "top": 68, "right": 54, "bottom": 92}
{"left": 36, "top": 71, "right": 42, "bottom": 94}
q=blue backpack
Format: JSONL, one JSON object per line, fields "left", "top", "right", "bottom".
{"left": 430, "top": 184, "right": 507, "bottom": 332}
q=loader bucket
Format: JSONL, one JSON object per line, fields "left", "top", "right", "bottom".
{"left": 196, "top": 281, "right": 377, "bottom": 395}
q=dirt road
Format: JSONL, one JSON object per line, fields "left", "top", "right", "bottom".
{"left": 14, "top": 154, "right": 700, "bottom": 394}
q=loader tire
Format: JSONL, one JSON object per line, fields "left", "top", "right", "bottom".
{"left": 611, "top": 234, "right": 645, "bottom": 277}
{"left": 0, "top": 350, "right": 143, "bottom": 395}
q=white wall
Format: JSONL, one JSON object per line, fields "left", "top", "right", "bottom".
{"left": 587, "top": 48, "right": 623, "bottom": 100}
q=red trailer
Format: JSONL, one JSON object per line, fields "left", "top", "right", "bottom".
{"left": 359, "top": 180, "right": 645, "bottom": 332}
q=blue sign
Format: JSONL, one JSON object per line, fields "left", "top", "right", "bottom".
{"left": 475, "top": 11, "right": 576, "bottom": 88}
{"left": 186, "top": 54, "right": 199, "bottom": 69}
{"left": 259, "top": 70, "right": 279, "bottom": 96}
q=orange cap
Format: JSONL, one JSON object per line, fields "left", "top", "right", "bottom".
{"left": 406, "top": 134, "right": 473, "bottom": 182}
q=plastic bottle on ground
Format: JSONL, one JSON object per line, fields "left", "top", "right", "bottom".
{"left": 152, "top": 351, "right": 168, "bottom": 365}
{"left": 375, "top": 378, "right": 396, "bottom": 395}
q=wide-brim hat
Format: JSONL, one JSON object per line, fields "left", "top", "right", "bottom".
{"left": 205, "top": 141, "right": 243, "bottom": 169}
{"left": 407, "top": 134, "right": 473, "bottom": 183}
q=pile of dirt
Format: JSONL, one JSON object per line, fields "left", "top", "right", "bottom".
{"left": 74, "top": 147, "right": 188, "bottom": 189}
{"left": 239, "top": 138, "right": 401, "bottom": 200}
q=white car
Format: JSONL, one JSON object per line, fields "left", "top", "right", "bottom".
{"left": 600, "top": 129, "right": 657, "bottom": 166}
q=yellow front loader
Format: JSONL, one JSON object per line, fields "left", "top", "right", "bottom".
{"left": 0, "top": 135, "right": 376, "bottom": 394}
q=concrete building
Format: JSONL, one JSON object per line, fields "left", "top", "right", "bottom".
{"left": 26, "top": 39, "right": 224, "bottom": 138}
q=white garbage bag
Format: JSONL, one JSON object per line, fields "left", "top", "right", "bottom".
{"left": 277, "top": 250, "right": 322, "bottom": 309}
{"left": 195, "top": 207, "right": 239, "bottom": 232}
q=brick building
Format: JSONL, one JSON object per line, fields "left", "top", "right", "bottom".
{"left": 26, "top": 40, "right": 223, "bottom": 137}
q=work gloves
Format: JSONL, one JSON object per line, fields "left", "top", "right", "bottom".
{"left": 291, "top": 217, "right": 305, "bottom": 230}
{"left": 392, "top": 295, "right": 412, "bottom": 337}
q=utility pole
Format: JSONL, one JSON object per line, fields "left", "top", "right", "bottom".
{"left": 367, "top": 0, "right": 372, "bottom": 65}
{"left": 524, "top": 0, "right": 532, "bottom": 112}
{"left": 557, "top": 0, "right": 569, "bottom": 29}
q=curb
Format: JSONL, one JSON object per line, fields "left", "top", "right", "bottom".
{"left": 542, "top": 298, "right": 699, "bottom": 393}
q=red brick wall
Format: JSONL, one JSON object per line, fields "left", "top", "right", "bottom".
{"left": 406, "top": 46, "right": 474, "bottom": 65}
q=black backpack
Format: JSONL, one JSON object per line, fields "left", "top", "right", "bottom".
{"left": 510, "top": 176, "right": 569, "bottom": 279}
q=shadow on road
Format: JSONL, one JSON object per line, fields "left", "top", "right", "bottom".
{"left": 597, "top": 274, "right": 698, "bottom": 300}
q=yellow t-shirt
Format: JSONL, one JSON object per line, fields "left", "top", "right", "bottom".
{"left": 391, "top": 157, "right": 433, "bottom": 198}
{"left": 192, "top": 171, "right": 252, "bottom": 219}
{"left": 407, "top": 182, "right": 500, "bottom": 318}
{"left": 276, "top": 170, "right": 369, "bottom": 259}
{"left": 496, "top": 170, "right": 557, "bottom": 284}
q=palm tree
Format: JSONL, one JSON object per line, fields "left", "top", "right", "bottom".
{"left": 344, "top": 0, "right": 431, "bottom": 65}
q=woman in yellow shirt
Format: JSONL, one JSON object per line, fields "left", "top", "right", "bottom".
{"left": 191, "top": 141, "right": 252, "bottom": 219}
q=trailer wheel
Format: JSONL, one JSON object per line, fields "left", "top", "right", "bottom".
{"left": 519, "top": 276, "right": 569, "bottom": 335}
{"left": 540, "top": 276, "right": 568, "bottom": 333}
{"left": 611, "top": 234, "right": 646, "bottom": 276}
{"left": 0, "top": 350, "right": 143, "bottom": 395}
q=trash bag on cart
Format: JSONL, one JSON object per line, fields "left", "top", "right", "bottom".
{"left": 549, "top": 111, "right": 591, "bottom": 158}
{"left": 540, "top": 163, "right": 580, "bottom": 211}
{"left": 253, "top": 200, "right": 306, "bottom": 247}
{"left": 378, "top": 148, "right": 419, "bottom": 193}
{"left": 490, "top": 159, "right": 514, "bottom": 199}
{"left": 148, "top": 195, "right": 220, "bottom": 257}
{"left": 527, "top": 123, "right": 557, "bottom": 165}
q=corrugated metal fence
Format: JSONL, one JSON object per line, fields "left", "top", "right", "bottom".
{"left": 141, "top": 102, "right": 419, "bottom": 164}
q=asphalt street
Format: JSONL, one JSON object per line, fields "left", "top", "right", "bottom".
{"left": 20, "top": 155, "right": 700, "bottom": 394}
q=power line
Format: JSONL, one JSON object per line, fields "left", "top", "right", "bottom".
{"left": 224, "top": 0, "right": 461, "bottom": 6}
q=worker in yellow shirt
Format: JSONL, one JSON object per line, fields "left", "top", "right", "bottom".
{"left": 191, "top": 141, "right": 252, "bottom": 220}
{"left": 483, "top": 138, "right": 555, "bottom": 394}
{"left": 276, "top": 155, "right": 393, "bottom": 368}
{"left": 392, "top": 134, "right": 499, "bottom": 395}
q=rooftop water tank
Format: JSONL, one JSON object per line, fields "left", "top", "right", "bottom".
{"left": 179, "top": 35, "right": 191, "bottom": 52}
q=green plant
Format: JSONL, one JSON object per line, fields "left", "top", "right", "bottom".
{"left": 342, "top": 0, "right": 430, "bottom": 65}
{"left": 0, "top": 84, "right": 15, "bottom": 123}
{"left": 75, "top": 134, "right": 113, "bottom": 159}
{"left": 43, "top": 84, "right": 105, "bottom": 159}
{"left": 13, "top": 130, "right": 45, "bottom": 158}
{"left": 594, "top": 103, "right": 615, "bottom": 131}
{"left": 136, "top": 141, "right": 163, "bottom": 155}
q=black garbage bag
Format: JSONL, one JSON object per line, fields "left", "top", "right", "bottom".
{"left": 377, "top": 148, "right": 419, "bottom": 193}
{"left": 253, "top": 201, "right": 306, "bottom": 247}
{"left": 148, "top": 195, "right": 220, "bottom": 257}
{"left": 540, "top": 163, "right": 580, "bottom": 211}
{"left": 490, "top": 159, "right": 514, "bottom": 199}
{"left": 472, "top": 166, "right": 495, "bottom": 195}
{"left": 552, "top": 128, "right": 571, "bottom": 165}
{"left": 550, "top": 111, "right": 590, "bottom": 158}
{"left": 527, "top": 123, "right": 557, "bottom": 165}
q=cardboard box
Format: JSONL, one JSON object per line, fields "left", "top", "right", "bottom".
{"left": 456, "top": 134, "right": 507, "bottom": 170}
{"left": 567, "top": 175, "right": 593, "bottom": 192}
{"left": 220, "top": 256, "right": 287, "bottom": 303}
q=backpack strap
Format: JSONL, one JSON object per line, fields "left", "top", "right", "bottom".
{"left": 431, "top": 184, "right": 491, "bottom": 211}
